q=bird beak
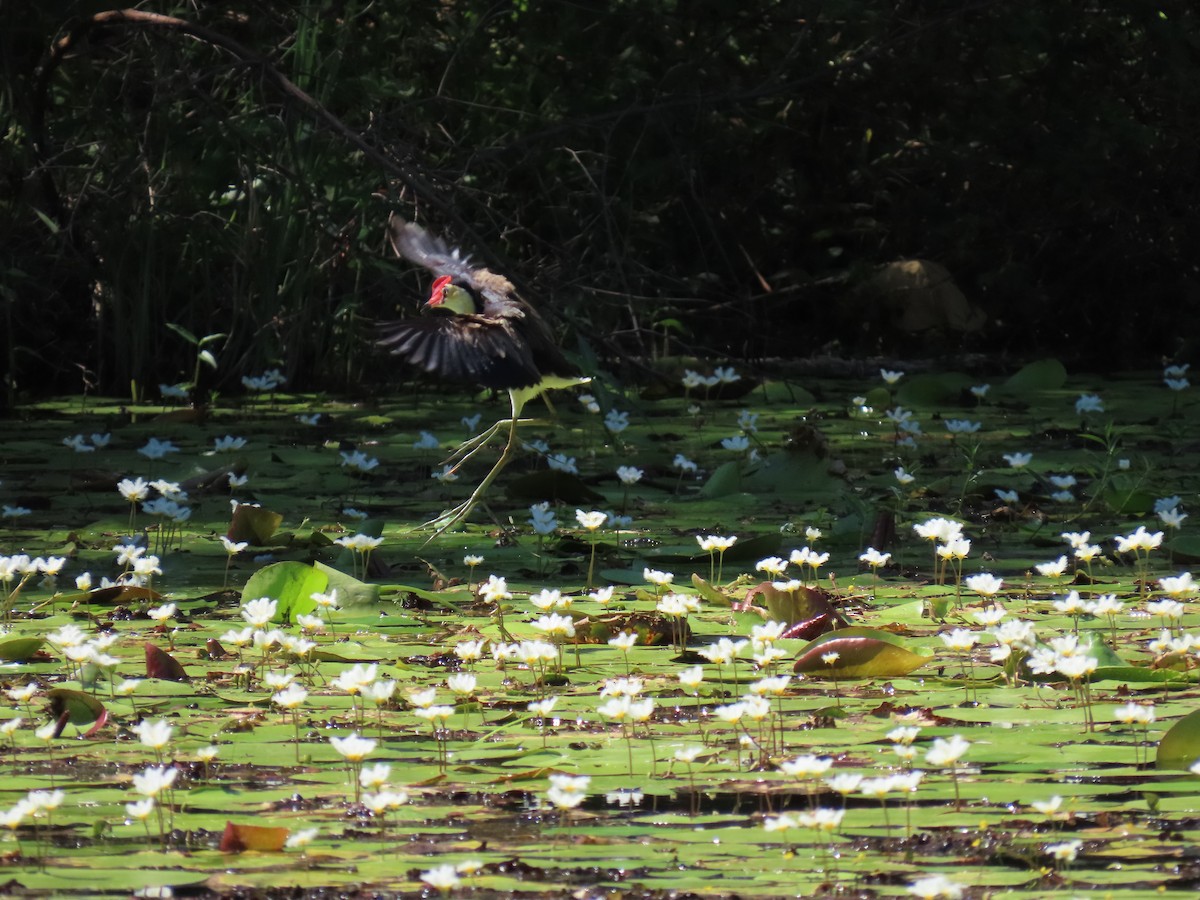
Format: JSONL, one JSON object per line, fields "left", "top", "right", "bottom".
{"left": 428, "top": 275, "right": 453, "bottom": 307}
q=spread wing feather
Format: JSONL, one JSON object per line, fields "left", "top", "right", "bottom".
{"left": 377, "top": 316, "right": 543, "bottom": 390}
{"left": 387, "top": 215, "right": 516, "bottom": 298}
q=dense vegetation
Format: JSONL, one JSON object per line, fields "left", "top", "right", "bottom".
{"left": 2, "top": 1, "right": 1199, "bottom": 407}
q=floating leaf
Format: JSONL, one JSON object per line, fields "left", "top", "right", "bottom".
{"left": 690, "top": 573, "right": 730, "bottom": 607}
{"left": 219, "top": 821, "right": 289, "bottom": 853}
{"left": 741, "top": 581, "right": 846, "bottom": 639}
{"left": 0, "top": 637, "right": 45, "bottom": 661}
{"left": 1000, "top": 358, "right": 1067, "bottom": 395}
{"left": 46, "top": 688, "right": 107, "bottom": 731}
{"left": 742, "top": 451, "right": 840, "bottom": 498}
{"left": 895, "top": 372, "right": 974, "bottom": 407}
{"left": 242, "top": 561, "right": 329, "bottom": 620}
{"left": 227, "top": 504, "right": 283, "bottom": 545}
{"left": 87, "top": 584, "right": 164, "bottom": 605}
{"left": 793, "top": 628, "right": 931, "bottom": 678}
{"left": 144, "top": 642, "right": 190, "bottom": 682}
{"left": 698, "top": 461, "right": 742, "bottom": 498}
{"left": 314, "top": 561, "right": 380, "bottom": 609}
{"left": 1156, "top": 709, "right": 1200, "bottom": 771}
{"left": 506, "top": 469, "right": 604, "bottom": 504}
{"left": 1169, "top": 534, "right": 1200, "bottom": 565}
{"left": 1102, "top": 487, "right": 1155, "bottom": 515}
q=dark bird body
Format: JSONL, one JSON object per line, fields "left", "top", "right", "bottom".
{"left": 380, "top": 216, "right": 589, "bottom": 535}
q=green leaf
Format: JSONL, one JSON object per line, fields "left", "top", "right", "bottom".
{"left": 1000, "top": 358, "right": 1067, "bottom": 395}
{"left": 895, "top": 372, "right": 973, "bottom": 407}
{"left": 313, "top": 561, "right": 380, "bottom": 609}
{"left": 793, "top": 629, "right": 932, "bottom": 678}
{"left": 690, "top": 573, "right": 730, "bottom": 607}
{"left": 0, "top": 637, "right": 45, "bottom": 661}
{"left": 228, "top": 504, "right": 283, "bottom": 545}
{"left": 165, "top": 322, "right": 199, "bottom": 345}
{"left": 1156, "top": 708, "right": 1200, "bottom": 771}
{"left": 242, "top": 562, "right": 329, "bottom": 620}
{"left": 742, "top": 581, "right": 844, "bottom": 639}
{"left": 46, "top": 687, "right": 107, "bottom": 728}
{"left": 698, "top": 461, "right": 742, "bottom": 498}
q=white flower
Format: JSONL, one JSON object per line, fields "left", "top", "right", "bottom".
{"left": 1002, "top": 452, "right": 1032, "bottom": 468}
{"left": 673, "top": 454, "right": 698, "bottom": 473}
{"left": 132, "top": 765, "right": 178, "bottom": 797}
{"left": 1036, "top": 556, "right": 1068, "bottom": 578}
{"left": 286, "top": 827, "right": 319, "bottom": 849}
{"left": 420, "top": 864, "right": 461, "bottom": 891}
{"left": 212, "top": 435, "right": 247, "bottom": 452}
{"left": 1159, "top": 572, "right": 1197, "bottom": 598}
{"left": 939, "top": 629, "right": 978, "bottom": 651}
{"left": 133, "top": 719, "right": 173, "bottom": 751}
{"left": 925, "top": 735, "right": 969, "bottom": 767}
{"left": 575, "top": 509, "right": 607, "bottom": 530}
{"left": 241, "top": 597, "right": 278, "bottom": 627}
{"left": 616, "top": 465, "right": 643, "bottom": 485}
{"left": 125, "top": 797, "right": 156, "bottom": 821}
{"left": 546, "top": 453, "right": 578, "bottom": 473}
{"left": 1046, "top": 839, "right": 1083, "bottom": 862}
{"left": 720, "top": 434, "right": 750, "bottom": 452}
{"left": 913, "top": 517, "right": 963, "bottom": 543}
{"left": 880, "top": 368, "right": 904, "bottom": 384}
{"left": 907, "top": 874, "right": 965, "bottom": 899}
{"left": 329, "top": 733, "right": 376, "bottom": 761}
{"left": 412, "top": 430, "right": 440, "bottom": 450}
{"left": 1075, "top": 394, "right": 1103, "bottom": 414}
{"left": 643, "top": 567, "right": 674, "bottom": 587}
{"left": 859, "top": 547, "right": 892, "bottom": 568}
{"left": 1160, "top": 508, "right": 1189, "bottom": 529}
{"left": 964, "top": 572, "right": 1003, "bottom": 597}
{"left": 604, "top": 409, "right": 630, "bottom": 433}
{"left": 138, "top": 438, "right": 180, "bottom": 460}
{"left": 1030, "top": 795, "right": 1063, "bottom": 815}
{"left": 117, "top": 477, "right": 150, "bottom": 503}
{"left": 273, "top": 683, "right": 309, "bottom": 709}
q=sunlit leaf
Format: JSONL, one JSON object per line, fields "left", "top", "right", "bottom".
{"left": 219, "top": 821, "right": 289, "bottom": 852}
{"left": 144, "top": 642, "right": 190, "bottom": 682}
{"left": 227, "top": 504, "right": 283, "bottom": 545}
{"left": 793, "top": 628, "right": 931, "bottom": 678}
{"left": 0, "top": 637, "right": 46, "bottom": 661}
{"left": 1156, "top": 709, "right": 1200, "bottom": 771}
{"left": 46, "top": 688, "right": 107, "bottom": 729}
{"left": 242, "top": 561, "right": 329, "bottom": 619}
{"left": 741, "top": 581, "right": 846, "bottom": 639}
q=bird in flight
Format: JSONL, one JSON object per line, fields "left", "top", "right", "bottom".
{"left": 379, "top": 215, "right": 590, "bottom": 536}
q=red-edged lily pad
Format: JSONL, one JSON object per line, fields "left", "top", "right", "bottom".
{"left": 794, "top": 627, "right": 931, "bottom": 678}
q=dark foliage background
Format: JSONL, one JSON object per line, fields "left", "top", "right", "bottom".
{"left": 2, "top": 0, "right": 1199, "bottom": 406}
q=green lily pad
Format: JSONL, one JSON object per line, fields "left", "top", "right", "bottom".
{"left": 242, "top": 561, "right": 329, "bottom": 620}
{"left": 1156, "top": 708, "right": 1200, "bottom": 771}
{"left": 1000, "top": 358, "right": 1067, "bottom": 395}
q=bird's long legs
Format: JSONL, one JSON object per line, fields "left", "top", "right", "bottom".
{"left": 443, "top": 420, "right": 511, "bottom": 465}
{"left": 423, "top": 413, "right": 523, "bottom": 541}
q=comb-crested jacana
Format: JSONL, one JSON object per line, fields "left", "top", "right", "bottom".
{"left": 379, "top": 215, "right": 590, "bottom": 535}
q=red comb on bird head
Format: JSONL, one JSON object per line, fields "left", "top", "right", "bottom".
{"left": 428, "top": 275, "right": 453, "bottom": 307}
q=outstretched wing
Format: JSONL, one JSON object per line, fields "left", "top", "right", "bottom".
{"left": 387, "top": 215, "right": 516, "bottom": 300}
{"left": 377, "top": 315, "right": 543, "bottom": 390}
